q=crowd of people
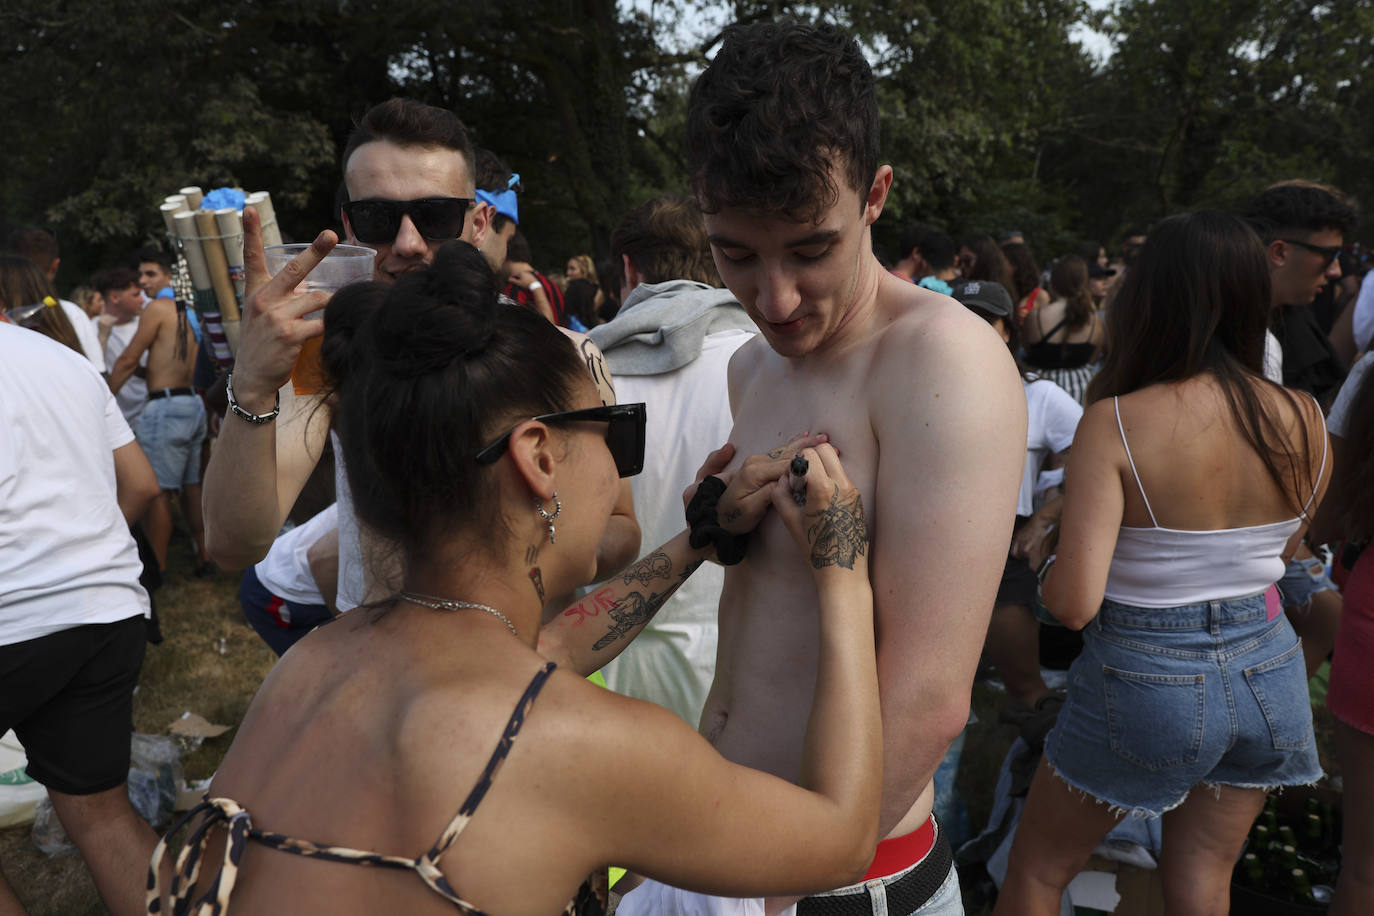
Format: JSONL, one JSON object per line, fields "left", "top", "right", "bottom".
{"left": 1, "top": 18, "right": 1372, "bottom": 916}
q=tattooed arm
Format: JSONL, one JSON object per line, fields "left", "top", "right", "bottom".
{"left": 539, "top": 434, "right": 825, "bottom": 675}
{"left": 538, "top": 530, "right": 710, "bottom": 676}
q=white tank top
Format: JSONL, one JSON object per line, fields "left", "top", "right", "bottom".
{"left": 1103, "top": 396, "right": 1325, "bottom": 608}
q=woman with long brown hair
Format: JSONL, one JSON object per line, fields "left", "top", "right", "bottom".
{"left": 996, "top": 211, "right": 1328, "bottom": 916}
{"left": 0, "top": 253, "right": 84, "bottom": 356}
{"left": 1021, "top": 255, "right": 1105, "bottom": 404}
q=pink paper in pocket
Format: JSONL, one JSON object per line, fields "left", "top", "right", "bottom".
{"left": 1265, "top": 584, "right": 1282, "bottom": 622}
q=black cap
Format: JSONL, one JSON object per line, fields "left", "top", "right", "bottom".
{"left": 1088, "top": 263, "right": 1117, "bottom": 278}
{"left": 949, "top": 278, "right": 1014, "bottom": 318}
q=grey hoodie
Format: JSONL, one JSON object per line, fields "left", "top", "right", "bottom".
{"left": 588, "top": 280, "right": 757, "bottom": 376}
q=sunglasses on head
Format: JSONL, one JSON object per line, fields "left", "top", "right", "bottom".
{"left": 341, "top": 197, "right": 473, "bottom": 245}
{"left": 474, "top": 403, "right": 647, "bottom": 478}
{"left": 1279, "top": 238, "right": 1341, "bottom": 269}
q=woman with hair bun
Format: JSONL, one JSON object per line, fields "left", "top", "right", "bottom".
{"left": 151, "top": 242, "right": 882, "bottom": 915}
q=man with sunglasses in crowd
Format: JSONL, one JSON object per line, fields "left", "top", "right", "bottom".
{"left": 203, "top": 99, "right": 639, "bottom": 612}
{"left": 1244, "top": 180, "right": 1359, "bottom": 691}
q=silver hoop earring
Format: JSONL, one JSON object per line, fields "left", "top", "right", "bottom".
{"left": 536, "top": 492, "right": 562, "bottom": 543}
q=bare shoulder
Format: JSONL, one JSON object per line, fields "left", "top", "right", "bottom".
{"left": 870, "top": 278, "right": 1023, "bottom": 419}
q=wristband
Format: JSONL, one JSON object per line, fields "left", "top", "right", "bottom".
{"left": 226, "top": 372, "right": 280, "bottom": 425}
{"left": 528, "top": 280, "right": 543, "bottom": 292}
{"left": 685, "top": 476, "right": 749, "bottom": 565}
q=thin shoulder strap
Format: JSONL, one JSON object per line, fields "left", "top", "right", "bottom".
{"left": 1115, "top": 396, "right": 1159, "bottom": 527}
{"left": 1300, "top": 394, "right": 1329, "bottom": 517}
{"left": 428, "top": 661, "right": 559, "bottom": 859}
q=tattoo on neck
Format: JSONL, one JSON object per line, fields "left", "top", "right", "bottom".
{"left": 807, "top": 484, "right": 868, "bottom": 570}
{"left": 528, "top": 567, "right": 546, "bottom": 603}
{"left": 524, "top": 544, "right": 539, "bottom": 566}
{"left": 621, "top": 550, "right": 672, "bottom": 587}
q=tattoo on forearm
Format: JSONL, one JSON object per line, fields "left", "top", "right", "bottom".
{"left": 592, "top": 588, "right": 671, "bottom": 650}
{"left": 529, "top": 567, "right": 546, "bottom": 603}
{"left": 621, "top": 550, "right": 672, "bottom": 587}
{"left": 807, "top": 484, "right": 868, "bottom": 570}
{"left": 678, "top": 559, "right": 703, "bottom": 583}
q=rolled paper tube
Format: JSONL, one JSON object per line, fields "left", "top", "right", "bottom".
{"left": 179, "top": 186, "right": 203, "bottom": 209}
{"left": 172, "top": 212, "right": 217, "bottom": 322}
{"left": 214, "top": 207, "right": 245, "bottom": 310}
{"left": 194, "top": 208, "right": 239, "bottom": 321}
{"left": 160, "top": 202, "right": 184, "bottom": 238}
{"left": 163, "top": 195, "right": 188, "bottom": 209}
{"left": 246, "top": 191, "right": 283, "bottom": 247}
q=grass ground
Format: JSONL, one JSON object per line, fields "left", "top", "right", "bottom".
{"left": 0, "top": 537, "right": 1343, "bottom": 915}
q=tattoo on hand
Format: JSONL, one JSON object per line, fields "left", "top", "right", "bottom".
{"left": 579, "top": 339, "right": 615, "bottom": 406}
{"left": 806, "top": 484, "right": 868, "bottom": 570}
{"left": 721, "top": 506, "right": 742, "bottom": 526}
{"left": 529, "top": 567, "right": 546, "bottom": 603}
{"left": 621, "top": 550, "right": 672, "bottom": 587}
{"left": 766, "top": 447, "right": 786, "bottom": 459}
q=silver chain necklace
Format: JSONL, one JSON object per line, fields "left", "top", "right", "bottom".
{"left": 399, "top": 591, "right": 519, "bottom": 638}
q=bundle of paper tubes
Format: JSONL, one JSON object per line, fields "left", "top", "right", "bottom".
{"left": 159, "top": 186, "right": 282, "bottom": 368}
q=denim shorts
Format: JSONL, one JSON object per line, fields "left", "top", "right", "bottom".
{"left": 1277, "top": 555, "right": 1336, "bottom": 615}
{"left": 134, "top": 393, "right": 207, "bottom": 489}
{"left": 1044, "top": 593, "right": 1322, "bottom": 817}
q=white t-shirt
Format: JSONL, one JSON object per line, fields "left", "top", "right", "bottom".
{"left": 1263, "top": 329, "right": 1284, "bottom": 385}
{"left": 1019, "top": 377, "right": 1083, "bottom": 517}
{"left": 1352, "top": 274, "right": 1374, "bottom": 356}
{"left": 98, "top": 315, "right": 148, "bottom": 425}
{"left": 254, "top": 504, "right": 336, "bottom": 606}
{"left": 58, "top": 299, "right": 104, "bottom": 371}
{"left": 599, "top": 328, "right": 754, "bottom": 725}
{"left": 1328, "top": 351, "right": 1372, "bottom": 438}
{"left": 0, "top": 323, "right": 149, "bottom": 647}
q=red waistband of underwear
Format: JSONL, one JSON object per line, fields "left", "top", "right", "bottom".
{"left": 861, "top": 815, "right": 936, "bottom": 881}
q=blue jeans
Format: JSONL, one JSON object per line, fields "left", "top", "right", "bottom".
{"left": 133, "top": 394, "right": 206, "bottom": 489}
{"left": 1045, "top": 593, "right": 1322, "bottom": 817}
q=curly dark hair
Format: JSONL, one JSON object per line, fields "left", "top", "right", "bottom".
{"left": 686, "top": 21, "right": 879, "bottom": 223}
{"left": 1245, "top": 181, "right": 1358, "bottom": 242}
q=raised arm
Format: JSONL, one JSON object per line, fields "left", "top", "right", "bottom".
{"left": 571, "top": 445, "right": 881, "bottom": 896}
{"left": 201, "top": 208, "right": 337, "bottom": 569}
{"left": 869, "top": 315, "right": 1026, "bottom": 833}
{"left": 539, "top": 434, "right": 824, "bottom": 674}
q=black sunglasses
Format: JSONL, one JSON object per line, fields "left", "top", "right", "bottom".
{"left": 474, "top": 403, "right": 647, "bottom": 478}
{"left": 1279, "top": 238, "right": 1341, "bottom": 269}
{"left": 341, "top": 197, "right": 474, "bottom": 244}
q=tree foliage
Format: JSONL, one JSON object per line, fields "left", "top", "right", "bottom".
{"left": 0, "top": 0, "right": 1368, "bottom": 288}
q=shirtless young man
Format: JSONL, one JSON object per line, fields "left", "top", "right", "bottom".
{"left": 619, "top": 23, "right": 1026, "bottom": 916}
{"left": 107, "top": 273, "right": 210, "bottom": 575}
{"left": 202, "top": 98, "right": 637, "bottom": 610}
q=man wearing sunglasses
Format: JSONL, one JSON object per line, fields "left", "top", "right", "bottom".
{"left": 204, "top": 98, "right": 640, "bottom": 615}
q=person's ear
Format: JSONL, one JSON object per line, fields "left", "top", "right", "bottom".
{"left": 1266, "top": 238, "right": 1288, "bottom": 269}
{"left": 505, "top": 420, "right": 559, "bottom": 501}
{"left": 470, "top": 201, "right": 492, "bottom": 249}
{"left": 341, "top": 210, "right": 358, "bottom": 246}
{"left": 863, "top": 165, "right": 894, "bottom": 228}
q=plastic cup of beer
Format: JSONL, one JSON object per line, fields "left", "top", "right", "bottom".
{"left": 264, "top": 243, "right": 375, "bottom": 395}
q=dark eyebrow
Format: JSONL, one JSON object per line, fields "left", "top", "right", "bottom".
{"left": 707, "top": 228, "right": 842, "bottom": 250}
